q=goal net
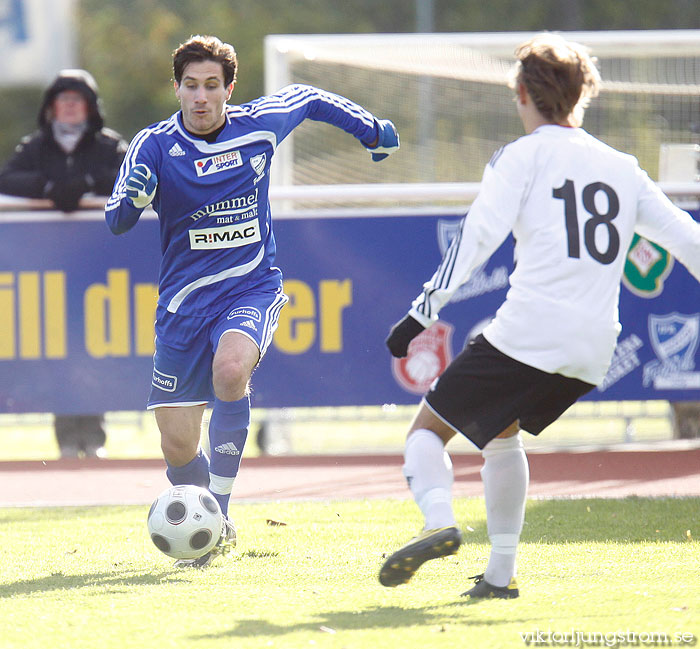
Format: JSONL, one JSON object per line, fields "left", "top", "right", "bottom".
{"left": 265, "top": 30, "right": 700, "bottom": 200}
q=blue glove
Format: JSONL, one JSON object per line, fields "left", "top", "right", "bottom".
{"left": 125, "top": 164, "right": 157, "bottom": 209}
{"left": 364, "top": 119, "right": 399, "bottom": 162}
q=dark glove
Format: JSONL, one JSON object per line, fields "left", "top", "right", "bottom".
{"left": 363, "top": 119, "right": 399, "bottom": 162}
{"left": 385, "top": 314, "right": 426, "bottom": 358}
{"left": 44, "top": 176, "right": 91, "bottom": 212}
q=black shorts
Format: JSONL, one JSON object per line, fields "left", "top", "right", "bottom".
{"left": 424, "top": 334, "right": 595, "bottom": 450}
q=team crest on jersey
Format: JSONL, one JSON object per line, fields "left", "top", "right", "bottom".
{"left": 194, "top": 151, "right": 242, "bottom": 177}
{"left": 250, "top": 153, "right": 266, "bottom": 177}
{"left": 392, "top": 321, "right": 454, "bottom": 394}
{"left": 643, "top": 313, "right": 700, "bottom": 389}
{"left": 622, "top": 234, "right": 674, "bottom": 298}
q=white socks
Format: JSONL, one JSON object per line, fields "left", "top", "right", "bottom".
{"left": 402, "top": 428, "right": 456, "bottom": 530}
{"left": 402, "top": 428, "right": 529, "bottom": 587}
{"left": 481, "top": 433, "right": 529, "bottom": 587}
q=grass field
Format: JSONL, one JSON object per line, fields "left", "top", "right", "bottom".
{"left": 1, "top": 497, "right": 698, "bottom": 649}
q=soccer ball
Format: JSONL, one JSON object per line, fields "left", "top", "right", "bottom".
{"left": 147, "top": 485, "right": 224, "bottom": 559}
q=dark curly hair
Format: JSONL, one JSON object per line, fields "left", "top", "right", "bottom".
{"left": 172, "top": 35, "right": 238, "bottom": 87}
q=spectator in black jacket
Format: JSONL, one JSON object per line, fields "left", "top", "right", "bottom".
{"left": 0, "top": 69, "right": 127, "bottom": 458}
{"left": 0, "top": 68, "right": 127, "bottom": 211}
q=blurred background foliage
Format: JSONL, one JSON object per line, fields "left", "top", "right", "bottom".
{"left": 0, "top": 0, "right": 698, "bottom": 161}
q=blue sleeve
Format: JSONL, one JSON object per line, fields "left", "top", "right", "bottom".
{"left": 105, "top": 128, "right": 160, "bottom": 235}
{"left": 251, "top": 84, "right": 379, "bottom": 145}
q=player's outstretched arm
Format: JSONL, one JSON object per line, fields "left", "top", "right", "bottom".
{"left": 363, "top": 119, "right": 400, "bottom": 162}
{"left": 270, "top": 85, "right": 399, "bottom": 160}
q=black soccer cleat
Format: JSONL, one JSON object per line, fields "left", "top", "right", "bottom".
{"left": 460, "top": 573, "right": 519, "bottom": 599}
{"left": 379, "top": 526, "right": 462, "bottom": 587}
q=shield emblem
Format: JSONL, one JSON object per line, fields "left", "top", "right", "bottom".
{"left": 648, "top": 313, "right": 699, "bottom": 368}
{"left": 622, "top": 234, "right": 674, "bottom": 298}
{"left": 250, "top": 153, "right": 266, "bottom": 176}
{"left": 392, "top": 321, "right": 454, "bottom": 394}
{"left": 436, "top": 218, "right": 463, "bottom": 255}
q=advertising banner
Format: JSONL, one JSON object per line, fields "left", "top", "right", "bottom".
{"left": 0, "top": 208, "right": 698, "bottom": 413}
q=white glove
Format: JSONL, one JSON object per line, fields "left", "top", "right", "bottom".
{"left": 125, "top": 164, "right": 157, "bottom": 209}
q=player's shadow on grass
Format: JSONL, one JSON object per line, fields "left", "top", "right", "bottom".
{"left": 192, "top": 603, "right": 604, "bottom": 640}
{"left": 0, "top": 569, "right": 189, "bottom": 598}
{"left": 192, "top": 607, "right": 483, "bottom": 639}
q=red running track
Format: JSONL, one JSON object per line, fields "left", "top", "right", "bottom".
{"left": 0, "top": 445, "right": 698, "bottom": 507}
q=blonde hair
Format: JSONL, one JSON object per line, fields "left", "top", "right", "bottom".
{"left": 509, "top": 33, "right": 601, "bottom": 127}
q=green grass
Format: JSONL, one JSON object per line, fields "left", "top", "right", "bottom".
{"left": 1, "top": 497, "right": 698, "bottom": 649}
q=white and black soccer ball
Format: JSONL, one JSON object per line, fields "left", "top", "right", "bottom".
{"left": 147, "top": 485, "right": 224, "bottom": 559}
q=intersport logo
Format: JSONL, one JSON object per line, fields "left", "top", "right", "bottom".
{"left": 194, "top": 150, "right": 242, "bottom": 177}
{"left": 189, "top": 220, "right": 261, "bottom": 250}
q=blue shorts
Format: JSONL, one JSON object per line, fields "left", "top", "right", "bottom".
{"left": 148, "top": 278, "right": 288, "bottom": 409}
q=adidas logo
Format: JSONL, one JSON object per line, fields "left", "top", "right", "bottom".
{"left": 168, "top": 142, "right": 186, "bottom": 157}
{"left": 239, "top": 319, "right": 258, "bottom": 331}
{"left": 214, "top": 442, "right": 240, "bottom": 456}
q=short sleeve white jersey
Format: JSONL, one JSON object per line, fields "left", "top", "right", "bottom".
{"left": 410, "top": 125, "right": 700, "bottom": 385}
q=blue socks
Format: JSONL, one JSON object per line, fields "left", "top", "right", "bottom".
{"left": 166, "top": 448, "right": 210, "bottom": 488}
{"left": 207, "top": 396, "right": 250, "bottom": 516}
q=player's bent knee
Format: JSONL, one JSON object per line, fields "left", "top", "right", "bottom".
{"left": 212, "top": 362, "right": 251, "bottom": 401}
{"left": 160, "top": 434, "right": 199, "bottom": 467}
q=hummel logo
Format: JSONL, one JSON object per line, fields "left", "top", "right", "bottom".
{"left": 239, "top": 319, "right": 258, "bottom": 331}
{"left": 168, "top": 142, "right": 186, "bottom": 157}
{"left": 214, "top": 442, "right": 240, "bottom": 456}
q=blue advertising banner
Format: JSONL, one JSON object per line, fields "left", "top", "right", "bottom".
{"left": 1, "top": 208, "right": 699, "bottom": 413}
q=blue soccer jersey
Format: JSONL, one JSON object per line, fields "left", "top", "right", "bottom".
{"left": 106, "top": 84, "right": 379, "bottom": 317}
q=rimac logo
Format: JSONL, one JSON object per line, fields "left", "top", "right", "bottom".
{"left": 195, "top": 151, "right": 242, "bottom": 177}
{"left": 190, "top": 221, "right": 262, "bottom": 250}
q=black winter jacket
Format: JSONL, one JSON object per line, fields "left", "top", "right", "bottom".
{"left": 0, "top": 70, "right": 127, "bottom": 212}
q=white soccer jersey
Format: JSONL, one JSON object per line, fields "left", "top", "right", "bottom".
{"left": 410, "top": 125, "right": 700, "bottom": 385}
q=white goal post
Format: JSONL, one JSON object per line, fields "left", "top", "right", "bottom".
{"left": 264, "top": 30, "right": 700, "bottom": 211}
